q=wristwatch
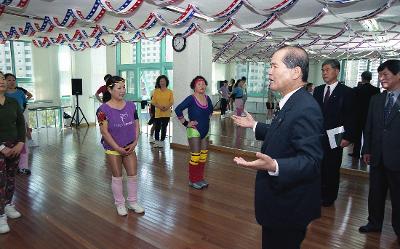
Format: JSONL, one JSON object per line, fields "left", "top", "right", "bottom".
{"left": 0, "top": 144, "right": 5, "bottom": 152}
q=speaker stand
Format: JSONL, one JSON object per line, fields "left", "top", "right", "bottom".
{"left": 70, "top": 95, "right": 89, "bottom": 128}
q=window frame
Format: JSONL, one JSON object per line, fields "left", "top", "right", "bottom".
{"left": 116, "top": 38, "right": 173, "bottom": 100}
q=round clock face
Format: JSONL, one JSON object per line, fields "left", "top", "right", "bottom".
{"left": 172, "top": 34, "right": 186, "bottom": 52}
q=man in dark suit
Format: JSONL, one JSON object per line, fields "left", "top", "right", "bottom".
{"left": 232, "top": 46, "right": 323, "bottom": 249}
{"left": 351, "top": 71, "right": 380, "bottom": 158}
{"left": 359, "top": 60, "right": 400, "bottom": 245}
{"left": 313, "top": 59, "right": 355, "bottom": 207}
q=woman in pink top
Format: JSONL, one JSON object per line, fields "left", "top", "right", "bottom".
{"left": 96, "top": 76, "right": 144, "bottom": 216}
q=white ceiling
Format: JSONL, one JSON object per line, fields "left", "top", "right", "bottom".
{"left": 1, "top": 0, "right": 400, "bottom": 62}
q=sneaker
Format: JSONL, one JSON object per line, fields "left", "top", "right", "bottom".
{"left": 189, "top": 181, "right": 204, "bottom": 190}
{"left": 5, "top": 204, "right": 21, "bottom": 219}
{"left": 127, "top": 202, "right": 145, "bottom": 214}
{"left": 152, "top": 141, "right": 163, "bottom": 148}
{"left": 0, "top": 214, "right": 10, "bottom": 234}
{"left": 149, "top": 137, "right": 155, "bottom": 144}
{"left": 116, "top": 204, "right": 128, "bottom": 216}
{"left": 17, "top": 169, "right": 31, "bottom": 175}
{"left": 199, "top": 180, "right": 209, "bottom": 188}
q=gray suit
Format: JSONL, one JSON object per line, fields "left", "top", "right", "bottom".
{"left": 362, "top": 90, "right": 400, "bottom": 236}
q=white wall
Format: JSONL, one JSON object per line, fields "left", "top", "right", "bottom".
{"left": 32, "top": 46, "right": 60, "bottom": 102}
{"left": 32, "top": 45, "right": 108, "bottom": 124}
{"left": 172, "top": 34, "right": 213, "bottom": 146}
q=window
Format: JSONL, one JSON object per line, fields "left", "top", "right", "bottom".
{"left": 0, "top": 42, "right": 12, "bottom": 73}
{"left": 58, "top": 46, "right": 72, "bottom": 97}
{"left": 141, "top": 40, "right": 160, "bottom": 63}
{"left": 120, "top": 43, "right": 136, "bottom": 64}
{"left": 344, "top": 59, "right": 369, "bottom": 87}
{"left": 117, "top": 37, "right": 173, "bottom": 100}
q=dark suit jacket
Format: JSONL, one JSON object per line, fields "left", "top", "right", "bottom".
{"left": 354, "top": 83, "right": 380, "bottom": 130}
{"left": 254, "top": 88, "right": 323, "bottom": 229}
{"left": 313, "top": 83, "right": 356, "bottom": 143}
{"left": 362, "top": 91, "right": 400, "bottom": 171}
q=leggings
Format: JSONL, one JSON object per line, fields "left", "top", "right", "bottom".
{"left": 0, "top": 143, "right": 20, "bottom": 215}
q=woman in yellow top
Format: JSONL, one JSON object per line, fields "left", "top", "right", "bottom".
{"left": 151, "top": 75, "right": 174, "bottom": 148}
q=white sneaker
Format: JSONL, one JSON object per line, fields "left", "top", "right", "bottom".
{"left": 0, "top": 214, "right": 10, "bottom": 234}
{"left": 152, "top": 141, "right": 163, "bottom": 148}
{"left": 116, "top": 204, "right": 128, "bottom": 216}
{"left": 5, "top": 204, "right": 21, "bottom": 219}
{"left": 127, "top": 202, "right": 145, "bottom": 214}
{"left": 149, "top": 137, "right": 155, "bottom": 144}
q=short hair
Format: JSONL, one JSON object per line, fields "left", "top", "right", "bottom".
{"left": 322, "top": 59, "right": 340, "bottom": 71}
{"left": 241, "top": 76, "right": 247, "bottom": 81}
{"left": 361, "top": 71, "right": 372, "bottom": 81}
{"left": 104, "top": 74, "right": 112, "bottom": 82}
{"left": 155, "top": 75, "right": 169, "bottom": 88}
{"left": 273, "top": 46, "right": 309, "bottom": 82}
{"left": 305, "top": 82, "right": 314, "bottom": 90}
{"left": 378, "top": 60, "right": 400, "bottom": 75}
{"left": 4, "top": 73, "right": 16, "bottom": 80}
{"left": 103, "top": 76, "right": 125, "bottom": 102}
{"left": 190, "top": 76, "right": 208, "bottom": 89}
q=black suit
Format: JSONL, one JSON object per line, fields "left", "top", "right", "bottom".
{"left": 362, "top": 91, "right": 400, "bottom": 236}
{"left": 352, "top": 83, "right": 380, "bottom": 157}
{"left": 313, "top": 83, "right": 355, "bottom": 204}
{"left": 254, "top": 88, "right": 323, "bottom": 249}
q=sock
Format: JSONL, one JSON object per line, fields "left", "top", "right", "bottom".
{"left": 126, "top": 175, "right": 138, "bottom": 204}
{"left": 111, "top": 176, "right": 125, "bottom": 206}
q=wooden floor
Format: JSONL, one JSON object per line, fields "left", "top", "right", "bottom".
{"left": 1, "top": 127, "right": 398, "bottom": 249}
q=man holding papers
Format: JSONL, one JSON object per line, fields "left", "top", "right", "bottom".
{"left": 313, "top": 59, "right": 355, "bottom": 207}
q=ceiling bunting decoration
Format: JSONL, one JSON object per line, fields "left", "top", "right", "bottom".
{"left": 145, "top": 0, "right": 183, "bottom": 7}
{"left": 325, "top": 23, "right": 349, "bottom": 40}
{"left": 278, "top": 7, "right": 328, "bottom": 28}
{"left": 212, "top": 34, "right": 238, "bottom": 62}
{"left": 197, "top": 0, "right": 243, "bottom": 20}
{"left": 286, "top": 29, "right": 308, "bottom": 42}
{"left": 315, "top": 0, "right": 365, "bottom": 7}
{"left": 349, "top": 0, "right": 395, "bottom": 22}
{"left": 246, "top": 13, "right": 277, "bottom": 31}
{"left": 0, "top": 0, "right": 30, "bottom": 8}
{"left": 327, "top": 0, "right": 396, "bottom": 22}
{"left": 225, "top": 32, "right": 271, "bottom": 63}
{"left": 242, "top": 0, "right": 299, "bottom": 16}
{"left": 154, "top": 4, "right": 196, "bottom": 26}
{"left": 70, "top": 0, "right": 106, "bottom": 22}
{"left": 47, "top": 9, "right": 78, "bottom": 29}
{"left": 98, "top": 0, "right": 144, "bottom": 15}
{"left": 0, "top": 0, "right": 29, "bottom": 17}
{"left": 300, "top": 35, "right": 322, "bottom": 47}
{"left": 34, "top": 17, "right": 55, "bottom": 32}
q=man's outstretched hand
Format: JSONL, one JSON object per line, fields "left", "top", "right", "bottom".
{"left": 231, "top": 111, "right": 256, "bottom": 128}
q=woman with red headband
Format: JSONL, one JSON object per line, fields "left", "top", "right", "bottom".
{"left": 175, "top": 76, "right": 213, "bottom": 190}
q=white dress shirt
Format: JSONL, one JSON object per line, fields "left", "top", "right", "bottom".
{"left": 252, "top": 86, "right": 303, "bottom": 176}
{"left": 324, "top": 81, "right": 339, "bottom": 98}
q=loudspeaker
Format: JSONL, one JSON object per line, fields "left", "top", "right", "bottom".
{"left": 71, "top": 79, "right": 82, "bottom": 95}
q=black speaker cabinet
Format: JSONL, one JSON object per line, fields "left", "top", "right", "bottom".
{"left": 71, "top": 78, "right": 82, "bottom": 95}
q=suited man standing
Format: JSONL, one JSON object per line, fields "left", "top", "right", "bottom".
{"left": 359, "top": 60, "right": 400, "bottom": 245}
{"left": 232, "top": 46, "right": 323, "bottom": 249}
{"left": 351, "top": 71, "right": 380, "bottom": 159}
{"left": 313, "top": 59, "right": 355, "bottom": 207}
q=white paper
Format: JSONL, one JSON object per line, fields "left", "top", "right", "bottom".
{"left": 326, "top": 126, "right": 345, "bottom": 149}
